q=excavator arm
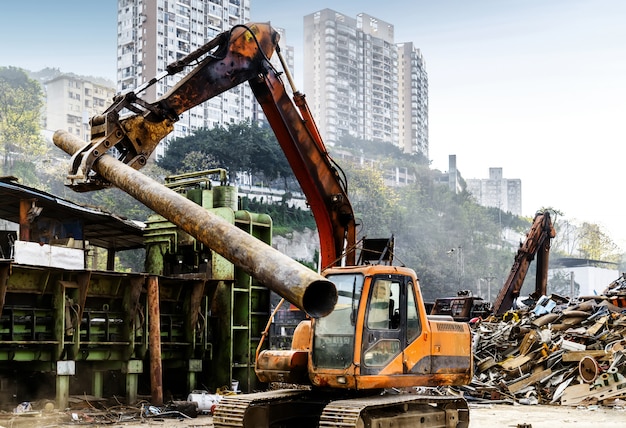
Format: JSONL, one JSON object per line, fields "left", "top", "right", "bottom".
{"left": 493, "top": 211, "right": 556, "bottom": 314}
{"left": 66, "top": 22, "right": 356, "bottom": 268}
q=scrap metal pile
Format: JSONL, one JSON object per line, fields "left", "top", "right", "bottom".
{"left": 465, "top": 273, "right": 626, "bottom": 407}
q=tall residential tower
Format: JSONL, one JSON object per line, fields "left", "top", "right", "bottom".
{"left": 116, "top": 0, "right": 253, "bottom": 157}
{"left": 397, "top": 42, "right": 428, "bottom": 157}
{"left": 303, "top": 9, "right": 428, "bottom": 157}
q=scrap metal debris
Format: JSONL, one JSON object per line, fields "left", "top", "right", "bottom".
{"left": 462, "top": 273, "right": 626, "bottom": 407}
{"left": 0, "top": 394, "right": 214, "bottom": 427}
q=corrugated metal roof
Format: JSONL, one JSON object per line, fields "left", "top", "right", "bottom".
{"left": 0, "top": 177, "right": 145, "bottom": 251}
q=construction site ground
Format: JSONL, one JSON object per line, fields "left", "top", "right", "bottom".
{"left": 1, "top": 403, "right": 625, "bottom": 427}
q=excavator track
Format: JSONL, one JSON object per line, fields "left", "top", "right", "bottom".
{"left": 319, "top": 393, "right": 469, "bottom": 428}
{"left": 213, "top": 388, "right": 321, "bottom": 428}
{"left": 213, "top": 389, "right": 468, "bottom": 428}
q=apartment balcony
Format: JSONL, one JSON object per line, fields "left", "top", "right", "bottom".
{"left": 177, "top": 41, "right": 190, "bottom": 52}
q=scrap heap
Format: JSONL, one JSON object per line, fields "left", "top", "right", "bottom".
{"left": 466, "top": 273, "right": 626, "bottom": 406}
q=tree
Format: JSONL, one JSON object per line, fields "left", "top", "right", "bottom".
{"left": 577, "top": 222, "right": 620, "bottom": 262}
{"left": 0, "top": 67, "right": 46, "bottom": 176}
{"left": 158, "top": 121, "right": 294, "bottom": 187}
{"left": 548, "top": 270, "right": 580, "bottom": 297}
{"left": 180, "top": 151, "right": 219, "bottom": 173}
{"left": 340, "top": 162, "right": 401, "bottom": 240}
{"left": 336, "top": 135, "right": 430, "bottom": 166}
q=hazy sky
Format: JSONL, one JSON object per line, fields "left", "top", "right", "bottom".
{"left": 2, "top": 1, "right": 625, "bottom": 250}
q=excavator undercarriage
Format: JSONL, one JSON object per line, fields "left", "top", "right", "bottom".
{"left": 213, "top": 388, "right": 469, "bottom": 428}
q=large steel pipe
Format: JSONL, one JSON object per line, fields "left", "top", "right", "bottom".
{"left": 54, "top": 130, "right": 336, "bottom": 318}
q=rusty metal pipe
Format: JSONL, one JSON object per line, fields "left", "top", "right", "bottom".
{"left": 147, "top": 275, "right": 163, "bottom": 405}
{"left": 53, "top": 130, "right": 336, "bottom": 318}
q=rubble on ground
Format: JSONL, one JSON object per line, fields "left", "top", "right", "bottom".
{"left": 463, "top": 273, "right": 626, "bottom": 407}
{"left": 0, "top": 393, "right": 221, "bottom": 427}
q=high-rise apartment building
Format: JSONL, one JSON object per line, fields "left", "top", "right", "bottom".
{"left": 466, "top": 168, "right": 522, "bottom": 215}
{"left": 303, "top": 9, "right": 428, "bottom": 156}
{"left": 45, "top": 75, "right": 116, "bottom": 141}
{"left": 116, "top": 0, "right": 254, "bottom": 158}
{"left": 397, "top": 42, "right": 428, "bottom": 157}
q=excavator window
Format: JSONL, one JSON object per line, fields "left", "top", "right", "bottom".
{"left": 362, "top": 278, "right": 402, "bottom": 370}
{"left": 406, "top": 282, "right": 421, "bottom": 342}
{"left": 366, "top": 279, "right": 399, "bottom": 330}
{"left": 312, "top": 273, "right": 363, "bottom": 369}
{"left": 363, "top": 339, "right": 400, "bottom": 367}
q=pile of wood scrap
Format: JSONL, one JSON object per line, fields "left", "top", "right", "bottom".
{"left": 464, "top": 274, "right": 626, "bottom": 407}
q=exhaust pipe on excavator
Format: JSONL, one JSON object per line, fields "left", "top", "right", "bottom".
{"left": 53, "top": 130, "right": 336, "bottom": 318}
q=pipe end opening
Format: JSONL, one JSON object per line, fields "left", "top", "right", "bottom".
{"left": 302, "top": 280, "right": 337, "bottom": 318}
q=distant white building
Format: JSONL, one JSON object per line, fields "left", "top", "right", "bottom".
{"left": 549, "top": 260, "right": 620, "bottom": 297}
{"left": 397, "top": 42, "right": 429, "bottom": 157}
{"left": 551, "top": 266, "right": 619, "bottom": 297}
{"left": 466, "top": 167, "right": 522, "bottom": 215}
{"left": 44, "top": 75, "right": 116, "bottom": 141}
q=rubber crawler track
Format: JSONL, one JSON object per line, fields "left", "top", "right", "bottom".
{"left": 213, "top": 389, "right": 469, "bottom": 428}
{"left": 319, "top": 393, "right": 469, "bottom": 428}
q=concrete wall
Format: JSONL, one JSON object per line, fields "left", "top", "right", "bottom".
{"left": 550, "top": 266, "right": 619, "bottom": 297}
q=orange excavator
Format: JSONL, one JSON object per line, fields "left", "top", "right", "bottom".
{"left": 63, "top": 23, "right": 472, "bottom": 428}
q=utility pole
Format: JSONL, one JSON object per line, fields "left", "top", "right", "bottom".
{"left": 482, "top": 274, "right": 497, "bottom": 303}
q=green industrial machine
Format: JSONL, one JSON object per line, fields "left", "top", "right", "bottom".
{"left": 0, "top": 172, "right": 277, "bottom": 408}
{"left": 143, "top": 170, "right": 272, "bottom": 393}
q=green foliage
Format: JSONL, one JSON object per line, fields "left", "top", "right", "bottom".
{"left": 85, "top": 187, "right": 153, "bottom": 222}
{"left": 379, "top": 167, "right": 515, "bottom": 301}
{"left": 339, "top": 135, "right": 405, "bottom": 158}
{"left": 483, "top": 206, "right": 530, "bottom": 233}
{"left": 5, "top": 114, "right": 624, "bottom": 298}
{"left": 577, "top": 222, "right": 620, "bottom": 263}
{"left": 180, "top": 150, "right": 219, "bottom": 173}
{"left": 116, "top": 248, "right": 146, "bottom": 273}
{"left": 7, "top": 160, "right": 39, "bottom": 186}
{"left": 241, "top": 196, "right": 316, "bottom": 234}
{"left": 341, "top": 163, "right": 402, "bottom": 239}
{"left": 336, "top": 135, "right": 430, "bottom": 168}
{"left": 158, "top": 121, "right": 293, "bottom": 186}
{"left": 0, "top": 67, "right": 46, "bottom": 175}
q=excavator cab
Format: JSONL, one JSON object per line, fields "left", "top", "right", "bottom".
{"left": 313, "top": 272, "right": 408, "bottom": 376}
{"left": 310, "top": 268, "right": 411, "bottom": 388}
{"left": 257, "top": 264, "right": 471, "bottom": 392}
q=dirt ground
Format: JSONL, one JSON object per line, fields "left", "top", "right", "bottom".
{"left": 468, "top": 403, "right": 626, "bottom": 427}
{"left": 1, "top": 404, "right": 625, "bottom": 427}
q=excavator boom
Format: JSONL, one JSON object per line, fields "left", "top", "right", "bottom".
{"left": 67, "top": 22, "right": 355, "bottom": 268}
{"left": 60, "top": 21, "right": 471, "bottom": 428}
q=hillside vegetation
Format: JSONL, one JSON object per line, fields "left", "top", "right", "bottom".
{"left": 0, "top": 68, "right": 622, "bottom": 301}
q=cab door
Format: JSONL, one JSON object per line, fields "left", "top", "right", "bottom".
{"left": 402, "top": 278, "right": 428, "bottom": 375}
{"left": 360, "top": 274, "right": 408, "bottom": 375}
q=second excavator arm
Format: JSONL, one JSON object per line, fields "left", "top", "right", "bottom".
{"left": 493, "top": 211, "right": 556, "bottom": 314}
{"left": 67, "top": 22, "right": 356, "bottom": 268}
